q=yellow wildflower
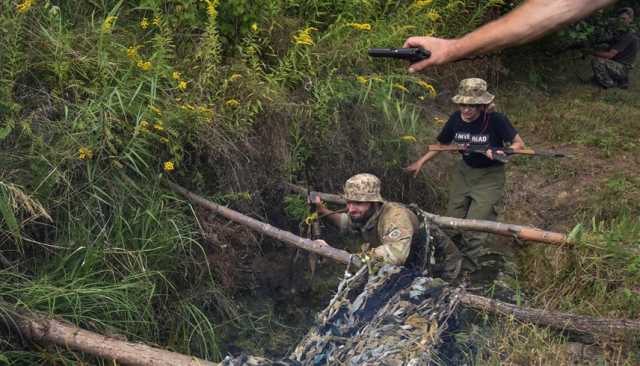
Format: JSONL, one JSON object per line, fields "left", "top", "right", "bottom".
{"left": 172, "top": 71, "right": 182, "bottom": 80}
{"left": 415, "top": 80, "right": 437, "bottom": 96}
{"left": 140, "top": 17, "right": 149, "bottom": 29}
{"left": 293, "top": 27, "right": 318, "bottom": 46}
{"left": 149, "top": 106, "right": 162, "bottom": 116}
{"left": 225, "top": 99, "right": 240, "bottom": 107}
{"left": 412, "top": 0, "right": 433, "bottom": 10}
{"left": 347, "top": 23, "right": 372, "bottom": 31}
{"left": 356, "top": 76, "right": 368, "bottom": 85}
{"left": 153, "top": 15, "right": 161, "bottom": 26}
{"left": 78, "top": 147, "right": 93, "bottom": 160}
{"left": 205, "top": 0, "right": 219, "bottom": 19}
{"left": 153, "top": 122, "right": 165, "bottom": 131}
{"left": 160, "top": 137, "right": 169, "bottom": 144}
{"left": 127, "top": 45, "right": 141, "bottom": 60}
{"left": 426, "top": 10, "right": 440, "bottom": 22}
{"left": 137, "top": 60, "right": 152, "bottom": 71}
{"left": 16, "top": 0, "right": 34, "bottom": 13}
{"left": 369, "top": 75, "right": 384, "bottom": 82}
{"left": 251, "top": 23, "right": 258, "bottom": 32}
{"left": 392, "top": 83, "right": 409, "bottom": 93}
{"left": 163, "top": 161, "right": 175, "bottom": 172}
{"left": 400, "top": 135, "right": 417, "bottom": 143}
{"left": 433, "top": 116, "right": 446, "bottom": 125}
{"left": 178, "top": 80, "right": 188, "bottom": 91}
{"left": 102, "top": 16, "right": 117, "bottom": 33}
{"left": 198, "top": 106, "right": 213, "bottom": 114}
{"left": 229, "top": 73, "right": 242, "bottom": 82}
{"left": 140, "top": 120, "right": 150, "bottom": 129}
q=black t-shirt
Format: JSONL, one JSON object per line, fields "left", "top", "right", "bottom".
{"left": 612, "top": 32, "right": 639, "bottom": 66}
{"left": 437, "top": 111, "right": 518, "bottom": 168}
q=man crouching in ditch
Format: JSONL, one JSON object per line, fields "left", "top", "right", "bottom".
{"left": 313, "top": 173, "right": 461, "bottom": 281}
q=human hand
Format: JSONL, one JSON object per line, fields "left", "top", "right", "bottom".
{"left": 403, "top": 36, "right": 459, "bottom": 72}
{"left": 404, "top": 161, "right": 424, "bottom": 178}
{"left": 485, "top": 149, "right": 505, "bottom": 161}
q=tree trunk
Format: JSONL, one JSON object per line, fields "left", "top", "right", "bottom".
{"left": 167, "top": 181, "right": 361, "bottom": 267}
{"left": 3, "top": 306, "right": 218, "bottom": 366}
{"left": 284, "top": 183, "right": 570, "bottom": 246}
{"left": 458, "top": 292, "right": 640, "bottom": 337}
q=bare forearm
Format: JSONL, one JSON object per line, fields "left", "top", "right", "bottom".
{"left": 454, "top": 0, "right": 616, "bottom": 58}
{"left": 510, "top": 134, "right": 525, "bottom": 150}
{"left": 417, "top": 150, "right": 440, "bottom": 165}
{"left": 317, "top": 205, "right": 343, "bottom": 228}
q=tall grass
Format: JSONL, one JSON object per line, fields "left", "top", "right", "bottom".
{"left": 0, "top": 0, "right": 540, "bottom": 363}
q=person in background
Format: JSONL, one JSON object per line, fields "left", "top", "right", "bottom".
{"left": 591, "top": 7, "right": 638, "bottom": 89}
{"left": 405, "top": 78, "right": 525, "bottom": 289}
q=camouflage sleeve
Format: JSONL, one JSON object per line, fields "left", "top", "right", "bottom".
{"left": 375, "top": 208, "right": 415, "bottom": 265}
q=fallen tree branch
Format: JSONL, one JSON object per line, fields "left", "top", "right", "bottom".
{"left": 170, "top": 182, "right": 637, "bottom": 340}
{"left": 167, "top": 181, "right": 362, "bottom": 267}
{"left": 285, "top": 183, "right": 570, "bottom": 246}
{"left": 1, "top": 303, "right": 218, "bottom": 366}
{"left": 458, "top": 292, "right": 640, "bottom": 338}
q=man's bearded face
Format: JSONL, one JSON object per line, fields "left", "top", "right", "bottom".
{"left": 346, "top": 201, "right": 378, "bottom": 224}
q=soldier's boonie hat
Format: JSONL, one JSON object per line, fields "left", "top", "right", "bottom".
{"left": 451, "top": 78, "right": 495, "bottom": 105}
{"left": 343, "top": 173, "right": 385, "bottom": 203}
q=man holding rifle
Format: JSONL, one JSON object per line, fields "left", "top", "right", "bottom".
{"left": 406, "top": 78, "right": 525, "bottom": 287}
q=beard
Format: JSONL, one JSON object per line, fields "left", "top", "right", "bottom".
{"left": 350, "top": 204, "right": 379, "bottom": 225}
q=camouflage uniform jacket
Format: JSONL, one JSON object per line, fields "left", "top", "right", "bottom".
{"left": 336, "top": 202, "right": 419, "bottom": 265}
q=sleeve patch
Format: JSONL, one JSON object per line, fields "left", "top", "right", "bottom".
{"left": 387, "top": 228, "right": 402, "bottom": 240}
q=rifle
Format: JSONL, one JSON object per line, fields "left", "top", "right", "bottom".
{"left": 429, "top": 144, "right": 565, "bottom": 162}
{"left": 368, "top": 47, "right": 431, "bottom": 63}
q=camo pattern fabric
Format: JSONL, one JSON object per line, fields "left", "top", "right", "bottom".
{"left": 342, "top": 173, "right": 384, "bottom": 202}
{"left": 591, "top": 58, "right": 630, "bottom": 88}
{"left": 451, "top": 78, "right": 495, "bottom": 105}
{"left": 337, "top": 202, "right": 417, "bottom": 265}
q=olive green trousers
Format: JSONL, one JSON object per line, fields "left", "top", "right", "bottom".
{"left": 445, "top": 161, "right": 513, "bottom": 283}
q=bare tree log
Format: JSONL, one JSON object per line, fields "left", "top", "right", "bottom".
{"left": 458, "top": 292, "right": 640, "bottom": 338}
{"left": 167, "top": 181, "right": 361, "bottom": 267}
{"left": 1, "top": 305, "right": 218, "bottom": 366}
{"left": 284, "top": 183, "right": 570, "bottom": 246}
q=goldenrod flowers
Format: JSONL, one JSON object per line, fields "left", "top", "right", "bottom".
{"left": 205, "top": 0, "right": 220, "bottom": 19}
{"left": 102, "top": 16, "right": 117, "bottom": 33}
{"left": 78, "top": 147, "right": 93, "bottom": 160}
{"left": 293, "top": 27, "right": 318, "bottom": 46}
{"left": 225, "top": 99, "right": 240, "bottom": 107}
{"left": 412, "top": 0, "right": 433, "bottom": 10}
{"left": 415, "top": 80, "right": 437, "bottom": 97}
{"left": 400, "top": 135, "right": 417, "bottom": 143}
{"left": 347, "top": 23, "right": 372, "bottom": 31}
{"left": 163, "top": 161, "right": 175, "bottom": 172}
{"left": 137, "top": 60, "right": 152, "bottom": 71}
{"left": 16, "top": 0, "right": 34, "bottom": 13}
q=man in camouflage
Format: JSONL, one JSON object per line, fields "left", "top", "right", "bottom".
{"left": 315, "top": 173, "right": 461, "bottom": 280}
{"left": 591, "top": 7, "right": 638, "bottom": 89}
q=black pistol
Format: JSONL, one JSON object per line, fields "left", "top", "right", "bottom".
{"left": 368, "top": 47, "right": 431, "bottom": 63}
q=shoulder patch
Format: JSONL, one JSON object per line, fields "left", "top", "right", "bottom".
{"left": 387, "top": 228, "right": 402, "bottom": 240}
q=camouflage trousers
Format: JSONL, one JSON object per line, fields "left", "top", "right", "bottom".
{"left": 591, "top": 58, "right": 630, "bottom": 88}
{"left": 444, "top": 161, "right": 515, "bottom": 284}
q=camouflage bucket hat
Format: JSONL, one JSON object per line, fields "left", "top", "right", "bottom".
{"left": 451, "top": 78, "right": 495, "bottom": 105}
{"left": 343, "top": 173, "right": 385, "bottom": 203}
